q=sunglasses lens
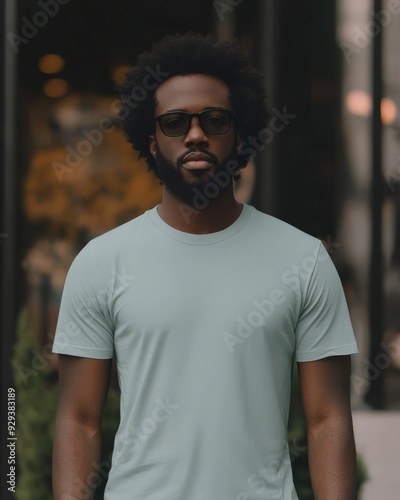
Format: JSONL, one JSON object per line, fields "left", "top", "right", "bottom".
{"left": 159, "top": 113, "right": 189, "bottom": 136}
{"left": 201, "top": 110, "right": 231, "bottom": 134}
{"left": 157, "top": 110, "right": 233, "bottom": 137}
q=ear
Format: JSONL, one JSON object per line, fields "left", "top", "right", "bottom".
{"left": 149, "top": 135, "right": 157, "bottom": 159}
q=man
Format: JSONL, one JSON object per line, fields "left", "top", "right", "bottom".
{"left": 52, "top": 32, "right": 358, "bottom": 499}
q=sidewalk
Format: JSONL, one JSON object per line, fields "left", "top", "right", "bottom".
{"left": 353, "top": 410, "right": 400, "bottom": 500}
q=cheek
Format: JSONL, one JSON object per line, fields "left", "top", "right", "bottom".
{"left": 156, "top": 135, "right": 182, "bottom": 158}
{"left": 214, "top": 135, "right": 236, "bottom": 157}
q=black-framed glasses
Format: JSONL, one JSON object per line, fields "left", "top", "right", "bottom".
{"left": 154, "top": 108, "right": 235, "bottom": 137}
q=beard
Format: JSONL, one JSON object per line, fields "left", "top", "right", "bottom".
{"left": 154, "top": 143, "right": 242, "bottom": 206}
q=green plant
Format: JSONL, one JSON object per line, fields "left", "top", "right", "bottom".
{"left": 11, "top": 308, "right": 120, "bottom": 500}
{"left": 11, "top": 308, "right": 58, "bottom": 500}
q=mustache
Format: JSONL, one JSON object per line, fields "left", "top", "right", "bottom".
{"left": 176, "top": 147, "right": 218, "bottom": 167}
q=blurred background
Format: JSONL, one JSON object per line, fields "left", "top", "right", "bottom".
{"left": 1, "top": 0, "right": 399, "bottom": 498}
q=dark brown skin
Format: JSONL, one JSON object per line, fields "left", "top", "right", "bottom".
{"left": 149, "top": 74, "right": 243, "bottom": 234}
{"left": 53, "top": 73, "right": 357, "bottom": 499}
{"left": 52, "top": 355, "right": 112, "bottom": 499}
{"left": 298, "top": 355, "right": 357, "bottom": 499}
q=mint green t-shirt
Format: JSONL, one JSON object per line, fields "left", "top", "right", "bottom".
{"left": 53, "top": 203, "right": 358, "bottom": 500}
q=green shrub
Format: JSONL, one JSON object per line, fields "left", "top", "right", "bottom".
{"left": 11, "top": 308, "right": 57, "bottom": 500}
{"left": 11, "top": 309, "right": 120, "bottom": 500}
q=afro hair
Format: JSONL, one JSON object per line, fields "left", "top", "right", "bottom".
{"left": 117, "top": 31, "right": 270, "bottom": 178}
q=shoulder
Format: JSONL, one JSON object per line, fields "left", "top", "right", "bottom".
{"left": 65, "top": 208, "right": 154, "bottom": 280}
{"left": 88, "top": 209, "right": 151, "bottom": 256}
{"left": 245, "top": 204, "right": 323, "bottom": 259}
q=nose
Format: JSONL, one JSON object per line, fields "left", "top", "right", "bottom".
{"left": 184, "top": 117, "right": 209, "bottom": 146}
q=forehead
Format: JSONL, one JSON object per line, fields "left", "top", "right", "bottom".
{"left": 154, "top": 74, "right": 231, "bottom": 115}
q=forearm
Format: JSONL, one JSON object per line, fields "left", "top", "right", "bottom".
{"left": 307, "top": 415, "right": 357, "bottom": 500}
{"left": 53, "top": 416, "right": 102, "bottom": 500}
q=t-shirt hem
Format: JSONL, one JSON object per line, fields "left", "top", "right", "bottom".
{"left": 52, "top": 344, "right": 114, "bottom": 359}
{"left": 295, "top": 343, "right": 359, "bottom": 362}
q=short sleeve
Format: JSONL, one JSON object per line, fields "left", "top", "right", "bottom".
{"left": 294, "top": 241, "right": 358, "bottom": 362}
{"left": 52, "top": 242, "right": 115, "bottom": 359}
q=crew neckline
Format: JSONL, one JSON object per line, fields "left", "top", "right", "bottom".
{"left": 146, "top": 202, "right": 253, "bottom": 245}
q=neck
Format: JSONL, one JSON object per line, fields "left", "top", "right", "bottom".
{"left": 157, "top": 186, "right": 243, "bottom": 234}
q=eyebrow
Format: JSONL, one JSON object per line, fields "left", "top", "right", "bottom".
{"left": 162, "top": 106, "right": 231, "bottom": 114}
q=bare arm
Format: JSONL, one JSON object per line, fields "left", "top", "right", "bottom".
{"left": 52, "top": 354, "right": 112, "bottom": 500}
{"left": 297, "top": 355, "right": 357, "bottom": 500}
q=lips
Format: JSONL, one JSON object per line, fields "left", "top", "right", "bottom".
{"left": 182, "top": 152, "right": 213, "bottom": 170}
